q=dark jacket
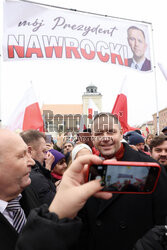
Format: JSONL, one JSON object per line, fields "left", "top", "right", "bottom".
{"left": 15, "top": 205, "right": 82, "bottom": 250}
{"left": 30, "top": 161, "right": 56, "bottom": 206}
{"left": 128, "top": 58, "right": 151, "bottom": 71}
{"left": 0, "top": 186, "right": 41, "bottom": 250}
{"left": 133, "top": 225, "right": 167, "bottom": 250}
{"left": 78, "top": 143, "right": 167, "bottom": 250}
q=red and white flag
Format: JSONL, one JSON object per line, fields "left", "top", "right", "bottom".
{"left": 111, "top": 77, "right": 137, "bottom": 133}
{"left": 112, "top": 77, "right": 130, "bottom": 133}
{"left": 146, "top": 124, "right": 149, "bottom": 134}
{"left": 6, "top": 86, "right": 44, "bottom": 132}
{"left": 88, "top": 99, "right": 99, "bottom": 120}
{"left": 79, "top": 115, "right": 87, "bottom": 132}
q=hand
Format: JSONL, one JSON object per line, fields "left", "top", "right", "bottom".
{"left": 49, "top": 155, "right": 112, "bottom": 219}
{"left": 45, "top": 151, "right": 55, "bottom": 171}
{"left": 55, "top": 180, "right": 61, "bottom": 191}
{"left": 56, "top": 133, "right": 65, "bottom": 149}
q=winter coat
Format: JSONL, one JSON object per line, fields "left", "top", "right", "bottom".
{"left": 78, "top": 143, "right": 167, "bottom": 250}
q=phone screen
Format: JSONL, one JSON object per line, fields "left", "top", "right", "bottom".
{"left": 88, "top": 163, "right": 160, "bottom": 193}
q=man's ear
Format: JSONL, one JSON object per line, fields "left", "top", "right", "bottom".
{"left": 28, "top": 146, "right": 33, "bottom": 156}
{"left": 120, "top": 129, "right": 123, "bottom": 139}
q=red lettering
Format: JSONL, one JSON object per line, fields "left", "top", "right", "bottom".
{"left": 8, "top": 45, "right": 24, "bottom": 58}
{"left": 97, "top": 51, "right": 109, "bottom": 62}
{"left": 66, "top": 46, "right": 81, "bottom": 58}
{"left": 80, "top": 48, "right": 95, "bottom": 60}
{"left": 124, "top": 58, "right": 128, "bottom": 66}
{"left": 111, "top": 53, "right": 124, "bottom": 65}
{"left": 26, "top": 48, "right": 43, "bottom": 58}
{"left": 45, "top": 46, "right": 63, "bottom": 58}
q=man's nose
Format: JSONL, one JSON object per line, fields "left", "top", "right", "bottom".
{"left": 135, "top": 40, "right": 139, "bottom": 47}
{"left": 161, "top": 150, "right": 167, "bottom": 156}
{"left": 27, "top": 153, "right": 35, "bottom": 166}
{"left": 63, "top": 162, "right": 67, "bottom": 168}
{"left": 102, "top": 132, "right": 112, "bottom": 141}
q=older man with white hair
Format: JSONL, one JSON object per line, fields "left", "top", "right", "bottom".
{"left": 0, "top": 129, "right": 41, "bottom": 250}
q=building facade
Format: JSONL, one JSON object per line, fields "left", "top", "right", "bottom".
{"left": 42, "top": 85, "right": 102, "bottom": 136}
{"left": 153, "top": 107, "right": 167, "bottom": 134}
{"left": 139, "top": 121, "right": 154, "bottom": 137}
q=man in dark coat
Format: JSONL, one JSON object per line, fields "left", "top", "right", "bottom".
{"left": 20, "top": 130, "right": 56, "bottom": 206}
{"left": 0, "top": 129, "right": 41, "bottom": 250}
{"left": 127, "top": 26, "right": 151, "bottom": 71}
{"left": 78, "top": 113, "right": 167, "bottom": 250}
{"left": 15, "top": 155, "right": 112, "bottom": 250}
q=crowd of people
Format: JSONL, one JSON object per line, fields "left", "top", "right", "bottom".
{"left": 1, "top": 112, "right": 167, "bottom": 250}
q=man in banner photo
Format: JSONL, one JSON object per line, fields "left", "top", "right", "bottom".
{"left": 127, "top": 26, "right": 151, "bottom": 71}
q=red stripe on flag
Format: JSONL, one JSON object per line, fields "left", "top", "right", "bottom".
{"left": 23, "top": 102, "right": 44, "bottom": 132}
{"left": 88, "top": 108, "right": 93, "bottom": 119}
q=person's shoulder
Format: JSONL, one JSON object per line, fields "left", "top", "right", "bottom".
{"left": 141, "top": 58, "right": 151, "bottom": 71}
{"left": 123, "top": 143, "right": 156, "bottom": 162}
{"left": 128, "top": 58, "right": 133, "bottom": 66}
{"left": 30, "top": 164, "right": 47, "bottom": 181}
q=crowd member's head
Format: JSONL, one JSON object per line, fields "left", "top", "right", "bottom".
{"left": 91, "top": 112, "right": 123, "bottom": 159}
{"left": 77, "top": 130, "right": 94, "bottom": 148}
{"left": 127, "top": 26, "right": 147, "bottom": 63}
{"left": 45, "top": 135, "right": 54, "bottom": 151}
{"left": 20, "top": 130, "right": 47, "bottom": 166}
{"left": 72, "top": 143, "right": 92, "bottom": 161}
{"left": 128, "top": 132, "right": 145, "bottom": 151}
{"left": 63, "top": 141, "right": 74, "bottom": 155}
{"left": 146, "top": 133, "right": 154, "bottom": 146}
{"left": 162, "top": 126, "right": 167, "bottom": 135}
{"left": 150, "top": 134, "right": 167, "bottom": 167}
{"left": 49, "top": 149, "right": 67, "bottom": 176}
{"left": 0, "top": 129, "right": 34, "bottom": 201}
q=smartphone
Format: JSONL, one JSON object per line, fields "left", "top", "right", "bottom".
{"left": 86, "top": 161, "right": 161, "bottom": 194}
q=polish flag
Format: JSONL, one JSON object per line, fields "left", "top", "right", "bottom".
{"left": 112, "top": 77, "right": 130, "bottom": 133}
{"left": 146, "top": 124, "right": 149, "bottom": 134}
{"left": 88, "top": 99, "right": 99, "bottom": 120}
{"left": 79, "top": 115, "right": 87, "bottom": 132}
{"left": 6, "top": 86, "right": 44, "bottom": 132}
{"left": 111, "top": 77, "right": 137, "bottom": 133}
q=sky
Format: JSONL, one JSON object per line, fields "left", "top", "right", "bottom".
{"left": 1, "top": 0, "right": 167, "bottom": 128}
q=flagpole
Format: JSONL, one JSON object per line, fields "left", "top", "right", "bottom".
{"left": 154, "top": 67, "right": 159, "bottom": 135}
{"left": 151, "top": 24, "right": 159, "bottom": 135}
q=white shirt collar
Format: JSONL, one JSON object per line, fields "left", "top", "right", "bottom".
{"left": 0, "top": 199, "right": 8, "bottom": 214}
{"left": 0, "top": 194, "right": 22, "bottom": 214}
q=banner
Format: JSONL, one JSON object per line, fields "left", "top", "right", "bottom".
{"left": 3, "top": 0, "right": 153, "bottom": 72}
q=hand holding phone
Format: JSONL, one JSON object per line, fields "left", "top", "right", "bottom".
{"left": 86, "top": 161, "right": 161, "bottom": 194}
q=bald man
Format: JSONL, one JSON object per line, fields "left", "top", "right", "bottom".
{"left": 0, "top": 129, "right": 40, "bottom": 250}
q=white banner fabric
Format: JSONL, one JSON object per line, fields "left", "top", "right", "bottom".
{"left": 3, "top": 0, "right": 153, "bottom": 72}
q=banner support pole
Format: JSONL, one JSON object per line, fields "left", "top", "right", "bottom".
{"left": 151, "top": 24, "right": 159, "bottom": 135}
